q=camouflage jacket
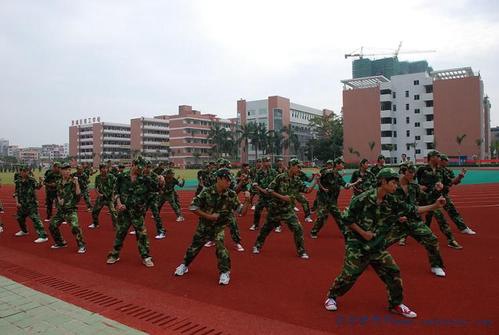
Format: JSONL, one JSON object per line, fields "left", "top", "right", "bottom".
{"left": 350, "top": 169, "right": 376, "bottom": 196}
{"left": 94, "top": 173, "right": 116, "bottom": 200}
{"left": 342, "top": 188, "right": 419, "bottom": 249}
{"left": 162, "top": 177, "right": 184, "bottom": 195}
{"left": 298, "top": 170, "right": 314, "bottom": 183}
{"left": 189, "top": 185, "right": 241, "bottom": 226}
{"left": 369, "top": 165, "right": 384, "bottom": 177}
{"left": 116, "top": 172, "right": 153, "bottom": 211}
{"left": 267, "top": 172, "right": 307, "bottom": 211}
{"left": 393, "top": 182, "right": 428, "bottom": 219}
{"left": 441, "top": 167, "right": 459, "bottom": 195}
{"left": 417, "top": 164, "right": 444, "bottom": 192}
{"left": 253, "top": 168, "right": 277, "bottom": 196}
{"left": 15, "top": 176, "right": 43, "bottom": 207}
{"left": 72, "top": 172, "right": 89, "bottom": 190}
{"left": 56, "top": 178, "right": 80, "bottom": 211}
{"left": 318, "top": 169, "right": 347, "bottom": 202}
{"left": 44, "top": 169, "right": 61, "bottom": 191}
{"left": 236, "top": 169, "right": 252, "bottom": 192}
{"left": 203, "top": 170, "right": 217, "bottom": 188}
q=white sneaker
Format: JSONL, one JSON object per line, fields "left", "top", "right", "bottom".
{"left": 460, "top": 227, "right": 476, "bottom": 235}
{"left": 142, "top": 257, "right": 154, "bottom": 267}
{"left": 390, "top": 304, "right": 417, "bottom": 318}
{"left": 204, "top": 241, "right": 215, "bottom": 247}
{"left": 235, "top": 243, "right": 244, "bottom": 252}
{"left": 129, "top": 230, "right": 136, "bottom": 235}
{"left": 15, "top": 231, "right": 28, "bottom": 237}
{"left": 294, "top": 207, "right": 300, "bottom": 212}
{"left": 431, "top": 267, "right": 446, "bottom": 277}
{"left": 305, "top": 216, "right": 313, "bottom": 223}
{"left": 274, "top": 226, "right": 282, "bottom": 233}
{"left": 249, "top": 224, "right": 257, "bottom": 231}
{"left": 77, "top": 246, "right": 86, "bottom": 254}
{"left": 300, "top": 253, "right": 310, "bottom": 260}
{"left": 34, "top": 237, "right": 48, "bottom": 244}
{"left": 219, "top": 272, "right": 230, "bottom": 285}
{"left": 62, "top": 221, "right": 67, "bottom": 225}
{"left": 176, "top": 216, "right": 185, "bottom": 222}
{"left": 44, "top": 219, "right": 50, "bottom": 223}
{"left": 0, "top": 226, "right": 3, "bottom": 234}
{"left": 251, "top": 205, "right": 256, "bottom": 211}
{"left": 398, "top": 238, "right": 406, "bottom": 246}
{"left": 155, "top": 232, "right": 166, "bottom": 239}
{"left": 252, "top": 246, "right": 260, "bottom": 254}
{"left": 174, "top": 264, "right": 188, "bottom": 276}
{"left": 324, "top": 298, "right": 337, "bottom": 311}
{"left": 87, "top": 208, "right": 92, "bottom": 213}
{"left": 88, "top": 223, "right": 98, "bottom": 229}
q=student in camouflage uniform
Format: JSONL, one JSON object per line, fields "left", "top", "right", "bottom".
{"left": 195, "top": 162, "right": 210, "bottom": 196}
{"left": 417, "top": 151, "right": 463, "bottom": 249}
{"left": 72, "top": 165, "right": 92, "bottom": 211}
{"left": 296, "top": 169, "right": 314, "bottom": 223}
{"left": 153, "top": 162, "right": 167, "bottom": 176}
{"left": 311, "top": 158, "right": 360, "bottom": 239}
{"left": 90, "top": 164, "right": 118, "bottom": 229}
{"left": 174, "top": 168, "right": 248, "bottom": 285}
{"left": 252, "top": 159, "right": 316, "bottom": 259}
{"left": 159, "top": 169, "right": 185, "bottom": 222}
{"left": 250, "top": 157, "right": 277, "bottom": 231}
{"left": 14, "top": 166, "right": 48, "bottom": 243}
{"left": 384, "top": 163, "right": 446, "bottom": 277}
{"left": 248, "top": 159, "right": 262, "bottom": 209}
{"left": 143, "top": 161, "right": 166, "bottom": 239}
{"left": 0, "top": 177, "right": 3, "bottom": 233}
{"left": 43, "top": 162, "right": 61, "bottom": 222}
{"left": 350, "top": 158, "right": 376, "bottom": 197}
{"left": 311, "top": 160, "right": 334, "bottom": 213}
{"left": 275, "top": 157, "right": 287, "bottom": 174}
{"left": 49, "top": 163, "right": 86, "bottom": 253}
{"left": 369, "top": 154, "right": 386, "bottom": 177}
{"left": 324, "top": 168, "right": 446, "bottom": 318}
{"left": 438, "top": 154, "right": 476, "bottom": 235}
{"left": 106, "top": 157, "right": 154, "bottom": 267}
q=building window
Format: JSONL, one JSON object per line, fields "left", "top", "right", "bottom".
{"left": 414, "top": 80, "right": 420, "bottom": 85}
{"left": 426, "top": 143, "right": 435, "bottom": 149}
{"left": 415, "top": 135, "right": 421, "bottom": 140}
{"left": 414, "top": 94, "right": 420, "bottom": 100}
{"left": 406, "top": 117, "right": 410, "bottom": 124}
{"left": 415, "top": 122, "right": 421, "bottom": 127}
{"left": 406, "top": 144, "right": 411, "bottom": 151}
{"left": 425, "top": 100, "right": 434, "bottom": 107}
{"left": 426, "top": 129, "right": 434, "bottom": 135}
{"left": 394, "top": 131, "right": 397, "bottom": 138}
{"left": 405, "top": 91, "right": 409, "bottom": 98}
{"left": 393, "top": 104, "right": 397, "bottom": 112}
{"left": 415, "top": 108, "right": 421, "bottom": 114}
{"left": 393, "top": 118, "right": 397, "bottom": 124}
{"left": 392, "top": 92, "right": 396, "bottom": 99}
{"left": 381, "top": 131, "right": 392, "bottom": 137}
{"left": 381, "top": 117, "right": 392, "bottom": 124}
{"left": 416, "top": 149, "right": 421, "bottom": 154}
{"left": 406, "top": 104, "right": 410, "bottom": 111}
{"left": 425, "top": 114, "right": 434, "bottom": 121}
{"left": 406, "top": 130, "right": 410, "bottom": 137}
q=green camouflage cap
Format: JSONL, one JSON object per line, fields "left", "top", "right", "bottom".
{"left": 440, "top": 154, "right": 449, "bottom": 161}
{"left": 427, "top": 150, "right": 441, "bottom": 158}
{"left": 133, "top": 156, "right": 147, "bottom": 169}
{"left": 19, "top": 165, "right": 30, "bottom": 171}
{"left": 334, "top": 157, "right": 344, "bottom": 165}
{"left": 399, "top": 162, "right": 416, "bottom": 172}
{"left": 165, "top": 168, "right": 174, "bottom": 175}
{"left": 215, "top": 168, "right": 232, "bottom": 180}
{"left": 288, "top": 158, "right": 302, "bottom": 167}
{"left": 261, "top": 157, "right": 270, "bottom": 162}
{"left": 277, "top": 157, "right": 284, "bottom": 162}
{"left": 326, "top": 159, "right": 334, "bottom": 165}
{"left": 118, "top": 163, "right": 125, "bottom": 168}
{"left": 61, "top": 162, "right": 71, "bottom": 169}
{"left": 99, "top": 163, "right": 107, "bottom": 169}
{"left": 376, "top": 167, "right": 399, "bottom": 180}
{"left": 52, "top": 162, "right": 61, "bottom": 167}
{"left": 360, "top": 158, "right": 368, "bottom": 165}
{"left": 377, "top": 155, "right": 386, "bottom": 161}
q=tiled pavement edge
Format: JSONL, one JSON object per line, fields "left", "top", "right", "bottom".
{"left": 0, "top": 275, "right": 146, "bottom": 335}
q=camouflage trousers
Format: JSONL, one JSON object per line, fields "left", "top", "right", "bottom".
{"left": 254, "top": 208, "right": 306, "bottom": 256}
{"left": 385, "top": 219, "right": 444, "bottom": 268}
{"left": 328, "top": 240, "right": 403, "bottom": 309}
{"left": 311, "top": 201, "right": 346, "bottom": 237}
{"left": 91, "top": 197, "right": 118, "bottom": 228}
{"left": 159, "top": 193, "right": 182, "bottom": 218}
{"left": 440, "top": 195, "right": 467, "bottom": 231}
{"left": 49, "top": 209, "right": 85, "bottom": 248}
{"left": 227, "top": 213, "right": 241, "bottom": 244}
{"left": 425, "top": 210, "right": 456, "bottom": 242}
{"left": 296, "top": 194, "right": 311, "bottom": 218}
{"left": 109, "top": 209, "right": 150, "bottom": 259}
{"left": 80, "top": 188, "right": 92, "bottom": 209}
{"left": 147, "top": 193, "right": 165, "bottom": 235}
{"left": 253, "top": 197, "right": 270, "bottom": 228}
{"left": 174, "top": 191, "right": 181, "bottom": 209}
{"left": 17, "top": 205, "right": 47, "bottom": 238}
{"left": 45, "top": 190, "right": 58, "bottom": 219}
{"left": 183, "top": 221, "right": 230, "bottom": 273}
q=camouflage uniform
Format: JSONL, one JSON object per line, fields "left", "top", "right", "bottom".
{"left": 108, "top": 171, "right": 153, "bottom": 260}
{"left": 295, "top": 170, "right": 313, "bottom": 218}
{"left": 49, "top": 178, "right": 85, "bottom": 248}
{"left": 438, "top": 166, "right": 468, "bottom": 231}
{"left": 44, "top": 169, "right": 61, "bottom": 219}
{"left": 254, "top": 172, "right": 308, "bottom": 256}
{"left": 252, "top": 167, "right": 277, "bottom": 229}
{"left": 417, "top": 165, "right": 456, "bottom": 243}
{"left": 327, "top": 188, "right": 416, "bottom": 309}
{"left": 311, "top": 169, "right": 347, "bottom": 237}
{"left": 15, "top": 175, "right": 47, "bottom": 238}
{"left": 92, "top": 172, "right": 118, "bottom": 228}
{"left": 159, "top": 173, "right": 184, "bottom": 218}
{"left": 145, "top": 171, "right": 165, "bottom": 235}
{"left": 385, "top": 182, "right": 444, "bottom": 268}
{"left": 182, "top": 185, "right": 241, "bottom": 273}
{"left": 369, "top": 164, "right": 384, "bottom": 178}
{"left": 195, "top": 168, "right": 209, "bottom": 195}
{"left": 350, "top": 169, "right": 376, "bottom": 196}
{"left": 72, "top": 170, "right": 92, "bottom": 209}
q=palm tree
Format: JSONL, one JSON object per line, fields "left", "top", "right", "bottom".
{"left": 249, "top": 123, "right": 267, "bottom": 161}
{"left": 236, "top": 123, "right": 255, "bottom": 163}
{"left": 368, "top": 141, "right": 376, "bottom": 152}
{"left": 456, "top": 134, "right": 466, "bottom": 165}
{"left": 282, "top": 125, "right": 300, "bottom": 159}
{"left": 348, "top": 147, "right": 360, "bottom": 159}
{"left": 208, "top": 124, "right": 226, "bottom": 158}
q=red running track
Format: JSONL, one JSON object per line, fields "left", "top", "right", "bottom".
{"left": 0, "top": 184, "right": 498, "bottom": 335}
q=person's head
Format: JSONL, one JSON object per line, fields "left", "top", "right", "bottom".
{"left": 262, "top": 157, "right": 271, "bottom": 168}
{"left": 164, "top": 169, "right": 174, "bottom": 179}
{"left": 427, "top": 150, "right": 441, "bottom": 165}
{"left": 61, "top": 163, "right": 72, "bottom": 178}
{"left": 52, "top": 162, "right": 60, "bottom": 172}
{"left": 20, "top": 165, "right": 29, "bottom": 178}
{"left": 334, "top": 157, "right": 345, "bottom": 171}
{"left": 215, "top": 168, "right": 232, "bottom": 191}
{"left": 401, "top": 153, "right": 407, "bottom": 160}
{"left": 376, "top": 168, "right": 399, "bottom": 193}
{"left": 399, "top": 163, "right": 416, "bottom": 181}
{"left": 326, "top": 159, "right": 334, "bottom": 169}
{"left": 208, "top": 161, "right": 216, "bottom": 171}
{"left": 99, "top": 163, "right": 108, "bottom": 175}
{"left": 439, "top": 154, "right": 449, "bottom": 167}
{"left": 76, "top": 165, "right": 84, "bottom": 173}
{"left": 242, "top": 163, "right": 250, "bottom": 171}
{"left": 360, "top": 158, "right": 369, "bottom": 170}
{"left": 106, "top": 160, "right": 112, "bottom": 167}
{"left": 377, "top": 155, "right": 386, "bottom": 166}
{"left": 143, "top": 160, "right": 153, "bottom": 173}
{"left": 288, "top": 158, "right": 302, "bottom": 176}
{"left": 132, "top": 157, "right": 146, "bottom": 174}
{"left": 276, "top": 158, "right": 284, "bottom": 166}
{"left": 255, "top": 159, "right": 262, "bottom": 168}
{"left": 118, "top": 163, "right": 125, "bottom": 171}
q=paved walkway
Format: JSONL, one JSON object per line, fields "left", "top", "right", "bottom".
{"left": 0, "top": 276, "right": 145, "bottom": 335}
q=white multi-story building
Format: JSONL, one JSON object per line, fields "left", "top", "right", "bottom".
{"left": 0, "top": 139, "right": 9, "bottom": 156}
{"left": 130, "top": 117, "right": 170, "bottom": 162}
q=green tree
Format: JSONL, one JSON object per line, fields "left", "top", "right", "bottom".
{"left": 456, "top": 134, "right": 466, "bottom": 164}
{"left": 236, "top": 123, "right": 255, "bottom": 162}
{"left": 307, "top": 113, "right": 343, "bottom": 163}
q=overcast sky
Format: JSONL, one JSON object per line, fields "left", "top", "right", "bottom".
{"left": 1, "top": 0, "right": 498, "bottom": 147}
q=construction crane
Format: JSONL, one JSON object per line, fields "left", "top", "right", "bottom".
{"left": 344, "top": 41, "right": 436, "bottom": 59}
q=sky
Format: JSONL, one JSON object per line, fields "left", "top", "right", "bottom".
{"left": 1, "top": 0, "right": 498, "bottom": 147}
